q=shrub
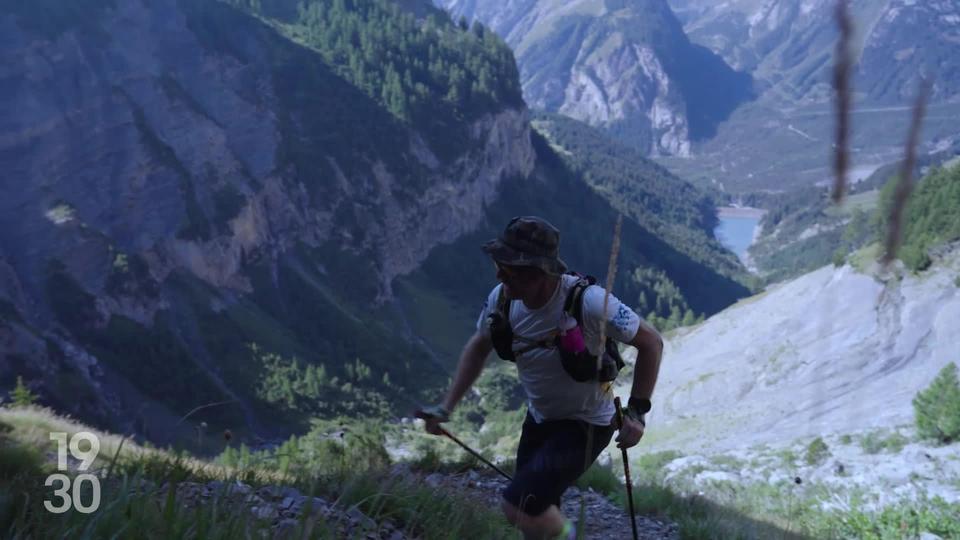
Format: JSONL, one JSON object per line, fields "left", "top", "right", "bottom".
{"left": 859, "top": 430, "right": 908, "bottom": 454}
{"left": 832, "top": 248, "right": 846, "bottom": 267}
{"left": 913, "top": 362, "right": 960, "bottom": 443}
{"left": 804, "top": 437, "right": 830, "bottom": 466}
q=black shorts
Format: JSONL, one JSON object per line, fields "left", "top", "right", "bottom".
{"left": 501, "top": 411, "right": 616, "bottom": 516}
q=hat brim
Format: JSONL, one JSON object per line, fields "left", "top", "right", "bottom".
{"left": 482, "top": 239, "right": 567, "bottom": 275}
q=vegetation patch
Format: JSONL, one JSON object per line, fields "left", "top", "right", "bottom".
{"left": 804, "top": 437, "right": 830, "bottom": 466}
{"left": 913, "top": 362, "right": 960, "bottom": 444}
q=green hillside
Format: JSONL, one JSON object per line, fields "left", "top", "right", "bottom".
{"left": 881, "top": 163, "right": 960, "bottom": 271}
{"left": 531, "top": 112, "right": 747, "bottom": 284}
{"left": 745, "top": 158, "right": 960, "bottom": 282}
{"left": 227, "top": 0, "right": 521, "bottom": 155}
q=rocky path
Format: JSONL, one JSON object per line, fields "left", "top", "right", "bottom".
{"left": 420, "top": 468, "right": 679, "bottom": 540}
{"left": 164, "top": 467, "right": 678, "bottom": 539}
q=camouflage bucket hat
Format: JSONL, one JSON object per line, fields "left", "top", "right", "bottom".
{"left": 481, "top": 216, "right": 567, "bottom": 275}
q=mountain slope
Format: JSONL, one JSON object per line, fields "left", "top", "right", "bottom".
{"left": 530, "top": 112, "right": 747, "bottom": 284}
{"left": 662, "top": 0, "right": 960, "bottom": 192}
{"left": 0, "top": 0, "right": 750, "bottom": 445}
{"left": 639, "top": 120, "right": 960, "bottom": 450}
{"left": 0, "top": 0, "right": 534, "bottom": 440}
{"left": 672, "top": 0, "right": 960, "bottom": 105}
{"left": 635, "top": 244, "right": 960, "bottom": 453}
{"left": 438, "top": 0, "right": 754, "bottom": 155}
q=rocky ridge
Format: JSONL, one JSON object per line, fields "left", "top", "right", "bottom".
{"left": 438, "top": 0, "right": 754, "bottom": 155}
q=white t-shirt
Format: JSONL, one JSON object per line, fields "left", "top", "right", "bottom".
{"left": 476, "top": 274, "right": 641, "bottom": 425}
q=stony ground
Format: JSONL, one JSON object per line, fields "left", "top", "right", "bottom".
{"left": 420, "top": 468, "right": 679, "bottom": 540}
{"left": 163, "top": 466, "right": 678, "bottom": 539}
{"left": 657, "top": 427, "right": 960, "bottom": 513}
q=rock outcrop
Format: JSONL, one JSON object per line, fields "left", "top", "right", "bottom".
{"left": 439, "top": 0, "right": 754, "bottom": 155}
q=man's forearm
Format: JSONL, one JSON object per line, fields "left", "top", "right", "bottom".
{"left": 631, "top": 352, "right": 661, "bottom": 400}
{"left": 442, "top": 333, "right": 492, "bottom": 412}
{"left": 630, "top": 323, "right": 664, "bottom": 401}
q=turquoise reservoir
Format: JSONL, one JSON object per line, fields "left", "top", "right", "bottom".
{"left": 715, "top": 211, "right": 762, "bottom": 260}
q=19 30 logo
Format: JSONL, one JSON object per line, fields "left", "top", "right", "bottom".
{"left": 44, "top": 432, "right": 101, "bottom": 514}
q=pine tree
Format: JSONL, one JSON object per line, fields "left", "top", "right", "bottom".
{"left": 471, "top": 20, "right": 485, "bottom": 39}
{"left": 913, "top": 362, "right": 960, "bottom": 443}
{"left": 12, "top": 376, "right": 36, "bottom": 407}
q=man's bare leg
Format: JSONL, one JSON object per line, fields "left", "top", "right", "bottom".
{"left": 501, "top": 498, "right": 568, "bottom": 539}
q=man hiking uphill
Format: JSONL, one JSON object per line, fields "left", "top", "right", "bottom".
{"left": 419, "top": 216, "right": 664, "bottom": 540}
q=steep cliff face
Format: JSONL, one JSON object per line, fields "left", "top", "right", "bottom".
{"left": 0, "top": 0, "right": 533, "bottom": 437}
{"left": 0, "top": 0, "right": 533, "bottom": 309}
{"left": 558, "top": 38, "right": 690, "bottom": 156}
{"left": 439, "top": 0, "right": 753, "bottom": 156}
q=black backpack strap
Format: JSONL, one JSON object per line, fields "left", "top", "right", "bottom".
{"left": 559, "top": 275, "right": 626, "bottom": 383}
{"left": 563, "top": 276, "right": 594, "bottom": 328}
{"left": 496, "top": 283, "right": 510, "bottom": 316}
{"left": 488, "top": 285, "right": 516, "bottom": 361}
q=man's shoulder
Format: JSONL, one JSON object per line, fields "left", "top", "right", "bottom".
{"left": 560, "top": 273, "right": 587, "bottom": 293}
{"left": 481, "top": 283, "right": 503, "bottom": 312}
{"left": 579, "top": 282, "right": 637, "bottom": 319}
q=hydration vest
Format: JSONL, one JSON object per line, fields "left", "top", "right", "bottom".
{"left": 485, "top": 273, "right": 626, "bottom": 383}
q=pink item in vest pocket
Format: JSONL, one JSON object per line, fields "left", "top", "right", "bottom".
{"left": 559, "top": 325, "right": 586, "bottom": 353}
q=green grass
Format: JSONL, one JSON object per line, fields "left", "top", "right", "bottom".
{"left": 589, "top": 469, "right": 960, "bottom": 540}
{"left": 848, "top": 242, "right": 883, "bottom": 273}
{"left": 859, "top": 429, "right": 909, "bottom": 455}
{"left": 804, "top": 437, "right": 830, "bottom": 466}
{"left": 7, "top": 405, "right": 959, "bottom": 540}
{"left": 575, "top": 461, "right": 622, "bottom": 494}
{"left": 832, "top": 190, "right": 880, "bottom": 216}
{"left": 0, "top": 406, "right": 516, "bottom": 539}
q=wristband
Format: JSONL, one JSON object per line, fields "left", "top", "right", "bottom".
{"left": 628, "top": 397, "right": 651, "bottom": 414}
{"left": 625, "top": 397, "right": 651, "bottom": 426}
{"left": 420, "top": 404, "right": 451, "bottom": 422}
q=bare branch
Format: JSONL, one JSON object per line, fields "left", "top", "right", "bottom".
{"left": 175, "top": 399, "right": 240, "bottom": 426}
{"left": 832, "top": 0, "right": 854, "bottom": 204}
{"left": 598, "top": 214, "right": 623, "bottom": 367}
{"left": 883, "top": 79, "right": 933, "bottom": 265}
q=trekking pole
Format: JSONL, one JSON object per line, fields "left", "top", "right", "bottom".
{"left": 414, "top": 411, "right": 513, "bottom": 482}
{"left": 614, "top": 397, "right": 639, "bottom": 540}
